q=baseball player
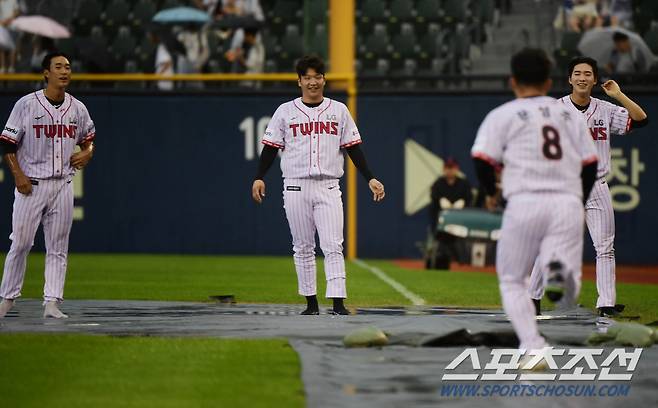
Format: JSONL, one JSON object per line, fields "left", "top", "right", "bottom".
{"left": 251, "top": 55, "right": 385, "bottom": 315}
{"left": 472, "top": 49, "right": 598, "bottom": 354}
{"left": 528, "top": 56, "right": 648, "bottom": 317}
{"left": 0, "top": 52, "right": 95, "bottom": 319}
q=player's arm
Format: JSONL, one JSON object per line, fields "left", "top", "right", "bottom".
{"left": 472, "top": 157, "right": 497, "bottom": 210}
{"left": 70, "top": 140, "right": 94, "bottom": 170}
{"left": 252, "top": 145, "right": 279, "bottom": 203}
{"left": 471, "top": 112, "right": 503, "bottom": 210}
{"left": 1, "top": 141, "right": 31, "bottom": 195}
{"left": 345, "top": 144, "right": 385, "bottom": 202}
{"left": 601, "top": 80, "right": 648, "bottom": 124}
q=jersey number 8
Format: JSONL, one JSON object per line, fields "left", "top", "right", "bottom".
{"left": 542, "top": 125, "right": 562, "bottom": 160}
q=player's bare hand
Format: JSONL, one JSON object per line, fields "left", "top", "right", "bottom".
{"left": 601, "top": 80, "right": 622, "bottom": 98}
{"left": 252, "top": 179, "right": 266, "bottom": 203}
{"left": 485, "top": 195, "right": 497, "bottom": 211}
{"left": 368, "top": 179, "right": 385, "bottom": 202}
{"left": 15, "top": 173, "right": 32, "bottom": 195}
{"left": 70, "top": 149, "right": 92, "bottom": 170}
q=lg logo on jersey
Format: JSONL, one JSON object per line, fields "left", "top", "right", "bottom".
{"left": 289, "top": 121, "right": 339, "bottom": 137}
{"left": 4, "top": 126, "right": 18, "bottom": 134}
{"left": 590, "top": 127, "right": 608, "bottom": 141}
{"left": 32, "top": 124, "right": 77, "bottom": 139}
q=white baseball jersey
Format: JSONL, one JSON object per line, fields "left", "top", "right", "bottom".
{"left": 1, "top": 90, "right": 96, "bottom": 179}
{"left": 262, "top": 97, "right": 361, "bottom": 179}
{"left": 472, "top": 96, "right": 598, "bottom": 199}
{"left": 558, "top": 96, "right": 630, "bottom": 178}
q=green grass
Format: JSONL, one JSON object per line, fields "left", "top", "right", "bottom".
{"left": 4, "top": 253, "right": 657, "bottom": 322}
{"left": 0, "top": 334, "right": 304, "bottom": 408}
{"left": 5, "top": 253, "right": 406, "bottom": 306}
{"left": 358, "top": 260, "right": 658, "bottom": 324}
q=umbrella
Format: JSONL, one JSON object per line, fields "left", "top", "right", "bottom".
{"left": 578, "top": 27, "right": 656, "bottom": 73}
{"left": 9, "top": 15, "right": 71, "bottom": 39}
{"left": 152, "top": 7, "right": 211, "bottom": 24}
{"left": 0, "top": 26, "right": 14, "bottom": 51}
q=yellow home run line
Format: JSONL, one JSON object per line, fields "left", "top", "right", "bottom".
{"left": 353, "top": 259, "right": 426, "bottom": 306}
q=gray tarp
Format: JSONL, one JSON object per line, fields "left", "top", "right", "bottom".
{"left": 1, "top": 300, "right": 656, "bottom": 407}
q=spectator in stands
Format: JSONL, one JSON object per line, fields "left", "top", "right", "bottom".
{"left": 29, "top": 36, "right": 54, "bottom": 72}
{"left": 176, "top": 24, "right": 209, "bottom": 88}
{"left": 150, "top": 32, "right": 174, "bottom": 91}
{"left": 599, "top": 0, "right": 633, "bottom": 28}
{"left": 429, "top": 158, "right": 473, "bottom": 232}
{"left": 222, "top": 0, "right": 264, "bottom": 22}
{"left": 607, "top": 31, "right": 647, "bottom": 74}
{"left": 226, "top": 27, "right": 264, "bottom": 73}
{"left": 0, "top": 0, "right": 19, "bottom": 73}
{"left": 569, "top": 0, "right": 601, "bottom": 32}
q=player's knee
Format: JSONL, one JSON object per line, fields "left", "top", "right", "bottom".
{"left": 594, "top": 244, "right": 614, "bottom": 259}
{"left": 292, "top": 244, "right": 315, "bottom": 258}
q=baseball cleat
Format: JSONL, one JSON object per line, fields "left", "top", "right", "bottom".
{"left": 533, "top": 298, "right": 541, "bottom": 316}
{"left": 0, "top": 299, "right": 15, "bottom": 318}
{"left": 43, "top": 301, "right": 68, "bottom": 319}
{"left": 597, "top": 304, "right": 625, "bottom": 318}
{"left": 300, "top": 308, "right": 319, "bottom": 315}
{"left": 328, "top": 308, "right": 350, "bottom": 316}
{"left": 545, "top": 261, "right": 565, "bottom": 303}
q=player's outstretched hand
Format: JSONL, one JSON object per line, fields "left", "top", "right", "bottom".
{"left": 15, "top": 173, "right": 32, "bottom": 195}
{"left": 70, "top": 149, "right": 93, "bottom": 170}
{"left": 368, "top": 179, "right": 385, "bottom": 202}
{"left": 252, "top": 179, "right": 266, "bottom": 203}
{"left": 601, "top": 80, "right": 622, "bottom": 98}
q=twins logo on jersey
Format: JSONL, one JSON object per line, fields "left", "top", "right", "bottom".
{"left": 33, "top": 124, "right": 78, "bottom": 139}
{"left": 289, "top": 121, "right": 339, "bottom": 137}
{"left": 590, "top": 119, "right": 607, "bottom": 140}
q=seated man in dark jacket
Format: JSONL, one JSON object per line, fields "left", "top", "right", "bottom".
{"left": 426, "top": 158, "right": 473, "bottom": 269}
{"left": 429, "top": 158, "right": 473, "bottom": 231}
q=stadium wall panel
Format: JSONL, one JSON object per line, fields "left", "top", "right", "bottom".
{"left": 0, "top": 93, "right": 655, "bottom": 264}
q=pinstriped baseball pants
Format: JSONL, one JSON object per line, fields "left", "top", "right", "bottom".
{"left": 497, "top": 193, "right": 584, "bottom": 350}
{"left": 0, "top": 177, "right": 74, "bottom": 302}
{"left": 529, "top": 179, "right": 616, "bottom": 308}
{"left": 283, "top": 178, "right": 346, "bottom": 298}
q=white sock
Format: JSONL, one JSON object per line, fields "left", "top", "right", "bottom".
{"left": 0, "top": 299, "right": 14, "bottom": 318}
{"left": 43, "top": 301, "right": 68, "bottom": 319}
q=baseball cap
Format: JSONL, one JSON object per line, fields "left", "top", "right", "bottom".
{"left": 444, "top": 158, "right": 459, "bottom": 168}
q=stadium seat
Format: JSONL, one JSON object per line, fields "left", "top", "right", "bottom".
{"left": 270, "top": 0, "right": 301, "bottom": 36}
{"left": 307, "top": 24, "right": 328, "bottom": 60}
{"left": 279, "top": 25, "right": 304, "bottom": 71}
{"left": 306, "top": 0, "right": 327, "bottom": 25}
{"left": 90, "top": 25, "right": 109, "bottom": 50}
{"left": 112, "top": 26, "right": 138, "bottom": 62}
{"left": 75, "top": 0, "right": 103, "bottom": 35}
{"left": 391, "top": 23, "right": 418, "bottom": 67}
{"left": 359, "top": 0, "right": 387, "bottom": 35}
{"left": 261, "top": 29, "right": 280, "bottom": 58}
{"left": 132, "top": 0, "right": 157, "bottom": 29}
{"left": 361, "top": 24, "right": 390, "bottom": 68}
{"left": 137, "top": 36, "right": 156, "bottom": 72}
{"left": 415, "top": 0, "right": 441, "bottom": 34}
{"left": 418, "top": 23, "right": 442, "bottom": 66}
{"left": 104, "top": 0, "right": 132, "bottom": 36}
{"left": 389, "top": 0, "right": 415, "bottom": 32}
{"left": 442, "top": 0, "right": 468, "bottom": 26}
{"left": 471, "top": 0, "right": 496, "bottom": 24}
